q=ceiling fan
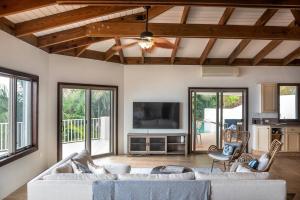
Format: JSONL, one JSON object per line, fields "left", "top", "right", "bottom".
{"left": 112, "top": 6, "right": 176, "bottom": 53}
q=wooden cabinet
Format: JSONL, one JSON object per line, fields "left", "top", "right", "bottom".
{"left": 284, "top": 128, "right": 300, "bottom": 152}
{"left": 128, "top": 133, "right": 187, "bottom": 156}
{"left": 260, "top": 83, "right": 277, "bottom": 113}
{"left": 253, "top": 125, "right": 271, "bottom": 152}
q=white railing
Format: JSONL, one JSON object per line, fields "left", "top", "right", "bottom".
{"left": 62, "top": 118, "right": 101, "bottom": 143}
{"left": 0, "top": 118, "right": 102, "bottom": 151}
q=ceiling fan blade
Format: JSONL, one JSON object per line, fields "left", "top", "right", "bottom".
{"left": 112, "top": 42, "right": 138, "bottom": 51}
{"left": 153, "top": 38, "right": 176, "bottom": 49}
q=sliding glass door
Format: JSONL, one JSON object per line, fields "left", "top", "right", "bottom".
{"left": 189, "top": 88, "right": 248, "bottom": 152}
{"left": 58, "top": 83, "right": 118, "bottom": 160}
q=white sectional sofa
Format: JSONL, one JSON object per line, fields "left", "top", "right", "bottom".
{"left": 28, "top": 153, "right": 287, "bottom": 200}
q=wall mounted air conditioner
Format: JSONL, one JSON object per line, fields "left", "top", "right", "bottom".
{"left": 201, "top": 66, "right": 240, "bottom": 77}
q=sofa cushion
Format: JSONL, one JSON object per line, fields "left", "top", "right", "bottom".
{"left": 102, "top": 163, "right": 131, "bottom": 174}
{"left": 71, "top": 159, "right": 92, "bottom": 174}
{"left": 195, "top": 172, "right": 270, "bottom": 180}
{"left": 72, "top": 150, "right": 94, "bottom": 167}
{"left": 51, "top": 161, "right": 73, "bottom": 174}
{"left": 118, "top": 172, "right": 195, "bottom": 181}
{"left": 88, "top": 162, "right": 108, "bottom": 175}
{"left": 43, "top": 173, "right": 117, "bottom": 181}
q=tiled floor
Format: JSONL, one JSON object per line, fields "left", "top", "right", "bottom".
{"left": 4, "top": 154, "right": 300, "bottom": 200}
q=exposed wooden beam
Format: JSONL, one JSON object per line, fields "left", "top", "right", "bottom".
{"left": 37, "top": 6, "right": 171, "bottom": 47}
{"left": 76, "top": 45, "right": 90, "bottom": 56}
{"left": 283, "top": 47, "right": 300, "bottom": 65}
{"left": 199, "top": 7, "right": 234, "bottom": 65}
{"left": 105, "top": 44, "right": 117, "bottom": 61}
{"left": 252, "top": 21, "right": 295, "bottom": 65}
{"left": 170, "top": 6, "right": 190, "bottom": 64}
{"left": 291, "top": 9, "right": 300, "bottom": 25}
{"left": 58, "top": 49, "right": 300, "bottom": 66}
{"left": 115, "top": 38, "right": 125, "bottom": 64}
{"left": 49, "top": 37, "right": 108, "bottom": 53}
{"left": 0, "top": 0, "right": 56, "bottom": 17}
{"left": 88, "top": 22, "right": 300, "bottom": 40}
{"left": 57, "top": 0, "right": 300, "bottom": 8}
{"left": 227, "top": 9, "right": 277, "bottom": 64}
{"left": 15, "top": 6, "right": 135, "bottom": 37}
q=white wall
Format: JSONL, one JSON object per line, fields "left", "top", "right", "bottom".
{"left": 123, "top": 65, "right": 300, "bottom": 153}
{"left": 47, "top": 55, "right": 124, "bottom": 165}
{"left": 0, "top": 31, "right": 49, "bottom": 199}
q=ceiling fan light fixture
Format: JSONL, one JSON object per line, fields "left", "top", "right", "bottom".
{"left": 138, "top": 38, "right": 154, "bottom": 49}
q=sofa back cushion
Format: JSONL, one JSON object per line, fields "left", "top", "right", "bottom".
{"left": 118, "top": 172, "right": 195, "bottom": 181}
{"left": 195, "top": 172, "right": 270, "bottom": 180}
{"left": 43, "top": 173, "right": 117, "bottom": 181}
{"left": 51, "top": 161, "right": 74, "bottom": 174}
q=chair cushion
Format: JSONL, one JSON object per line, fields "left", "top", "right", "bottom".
{"left": 208, "top": 152, "right": 231, "bottom": 161}
{"left": 257, "top": 153, "right": 270, "bottom": 171}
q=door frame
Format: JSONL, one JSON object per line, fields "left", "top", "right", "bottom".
{"left": 57, "top": 82, "right": 118, "bottom": 161}
{"left": 188, "top": 87, "right": 248, "bottom": 154}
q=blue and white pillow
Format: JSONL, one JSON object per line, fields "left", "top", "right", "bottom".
{"left": 248, "top": 159, "right": 259, "bottom": 170}
{"left": 222, "top": 144, "right": 235, "bottom": 156}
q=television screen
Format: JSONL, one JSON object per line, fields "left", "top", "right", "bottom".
{"left": 133, "top": 102, "right": 180, "bottom": 129}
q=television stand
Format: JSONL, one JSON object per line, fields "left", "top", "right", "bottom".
{"left": 127, "top": 133, "right": 188, "bottom": 156}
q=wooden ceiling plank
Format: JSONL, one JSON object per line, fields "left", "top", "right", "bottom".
{"left": 88, "top": 22, "right": 300, "bottom": 40}
{"left": 199, "top": 7, "right": 234, "bottom": 65}
{"left": 227, "top": 9, "right": 277, "bottom": 65}
{"left": 15, "top": 6, "right": 135, "bottom": 37}
{"left": 170, "top": 6, "right": 190, "bottom": 64}
{"left": 0, "top": 0, "right": 56, "bottom": 17}
{"left": 115, "top": 38, "right": 125, "bottom": 64}
{"left": 252, "top": 21, "right": 295, "bottom": 65}
{"left": 282, "top": 47, "right": 300, "bottom": 65}
{"left": 56, "top": 0, "right": 300, "bottom": 8}
{"left": 37, "top": 6, "right": 170, "bottom": 48}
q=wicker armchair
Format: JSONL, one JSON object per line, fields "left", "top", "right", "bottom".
{"left": 237, "top": 139, "right": 282, "bottom": 172}
{"left": 208, "top": 131, "right": 250, "bottom": 172}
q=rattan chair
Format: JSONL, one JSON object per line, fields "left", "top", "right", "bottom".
{"left": 208, "top": 131, "right": 250, "bottom": 172}
{"left": 237, "top": 139, "right": 282, "bottom": 172}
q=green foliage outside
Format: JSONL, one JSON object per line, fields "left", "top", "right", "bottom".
{"left": 280, "top": 86, "right": 296, "bottom": 96}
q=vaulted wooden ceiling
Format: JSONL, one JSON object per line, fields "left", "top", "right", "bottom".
{"left": 1, "top": 0, "right": 300, "bottom": 66}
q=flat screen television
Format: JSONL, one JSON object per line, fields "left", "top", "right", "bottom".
{"left": 133, "top": 102, "right": 180, "bottom": 129}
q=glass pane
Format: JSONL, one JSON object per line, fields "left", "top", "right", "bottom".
{"left": 62, "top": 89, "right": 86, "bottom": 159}
{"left": 91, "top": 90, "right": 112, "bottom": 156}
{"left": 16, "top": 79, "right": 32, "bottom": 150}
{"left": 222, "top": 92, "right": 244, "bottom": 144}
{"left": 280, "top": 86, "right": 298, "bottom": 120}
{"left": 0, "top": 76, "right": 10, "bottom": 157}
{"left": 193, "top": 92, "right": 217, "bottom": 151}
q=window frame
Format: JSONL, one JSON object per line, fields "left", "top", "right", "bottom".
{"left": 0, "top": 66, "right": 38, "bottom": 167}
{"left": 278, "top": 83, "right": 300, "bottom": 122}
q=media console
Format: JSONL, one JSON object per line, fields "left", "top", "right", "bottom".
{"left": 127, "top": 133, "right": 188, "bottom": 156}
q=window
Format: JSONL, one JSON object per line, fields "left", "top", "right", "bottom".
{"left": 0, "top": 67, "right": 38, "bottom": 167}
{"left": 278, "top": 84, "right": 300, "bottom": 121}
{"left": 58, "top": 83, "right": 118, "bottom": 160}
